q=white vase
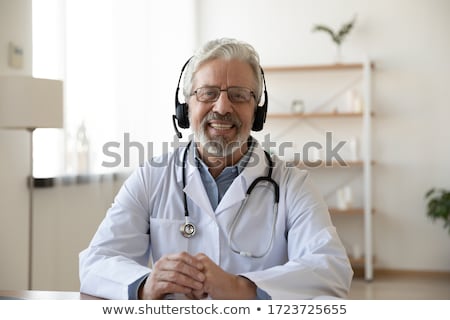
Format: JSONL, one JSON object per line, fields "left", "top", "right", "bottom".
{"left": 335, "top": 44, "right": 342, "bottom": 64}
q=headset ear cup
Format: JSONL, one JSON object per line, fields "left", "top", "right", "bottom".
{"left": 176, "top": 103, "right": 190, "bottom": 129}
{"left": 174, "top": 58, "right": 192, "bottom": 131}
{"left": 252, "top": 89, "right": 268, "bottom": 132}
{"left": 252, "top": 107, "right": 264, "bottom": 131}
{"left": 252, "top": 67, "right": 268, "bottom": 132}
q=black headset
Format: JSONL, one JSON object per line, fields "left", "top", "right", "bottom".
{"left": 172, "top": 58, "right": 268, "bottom": 138}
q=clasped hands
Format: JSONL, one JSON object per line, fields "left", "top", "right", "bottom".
{"left": 138, "top": 252, "right": 257, "bottom": 300}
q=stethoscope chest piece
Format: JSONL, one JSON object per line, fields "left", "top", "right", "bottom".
{"left": 180, "top": 220, "right": 196, "bottom": 238}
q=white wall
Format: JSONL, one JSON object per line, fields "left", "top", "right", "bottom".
{"left": 196, "top": 0, "right": 450, "bottom": 271}
{"left": 0, "top": 0, "right": 33, "bottom": 289}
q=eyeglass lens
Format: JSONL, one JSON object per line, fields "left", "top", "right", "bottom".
{"left": 194, "top": 87, "right": 253, "bottom": 103}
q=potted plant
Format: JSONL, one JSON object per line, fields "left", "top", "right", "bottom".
{"left": 425, "top": 188, "right": 450, "bottom": 234}
{"left": 312, "top": 15, "right": 357, "bottom": 62}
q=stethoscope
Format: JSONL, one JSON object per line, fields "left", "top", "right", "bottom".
{"left": 179, "top": 140, "right": 280, "bottom": 258}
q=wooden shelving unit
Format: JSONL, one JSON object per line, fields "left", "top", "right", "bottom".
{"left": 293, "top": 160, "right": 364, "bottom": 168}
{"left": 293, "top": 160, "right": 375, "bottom": 169}
{"left": 268, "top": 111, "right": 374, "bottom": 119}
{"left": 330, "top": 208, "right": 364, "bottom": 215}
{"left": 349, "top": 256, "right": 366, "bottom": 266}
{"left": 349, "top": 255, "right": 377, "bottom": 278}
{"left": 264, "top": 60, "right": 374, "bottom": 281}
{"left": 329, "top": 208, "right": 376, "bottom": 215}
{"left": 264, "top": 62, "right": 375, "bottom": 72}
{"left": 268, "top": 111, "right": 363, "bottom": 119}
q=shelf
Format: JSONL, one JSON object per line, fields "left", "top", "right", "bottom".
{"left": 264, "top": 62, "right": 375, "bottom": 72}
{"left": 291, "top": 160, "right": 365, "bottom": 168}
{"left": 289, "top": 159, "right": 375, "bottom": 169}
{"left": 350, "top": 255, "right": 376, "bottom": 279}
{"left": 329, "top": 208, "right": 376, "bottom": 215}
{"left": 349, "top": 255, "right": 376, "bottom": 266}
{"left": 349, "top": 256, "right": 365, "bottom": 266}
{"left": 268, "top": 111, "right": 367, "bottom": 119}
{"left": 330, "top": 208, "right": 364, "bottom": 215}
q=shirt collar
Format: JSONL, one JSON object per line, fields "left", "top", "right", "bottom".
{"left": 193, "top": 136, "right": 255, "bottom": 176}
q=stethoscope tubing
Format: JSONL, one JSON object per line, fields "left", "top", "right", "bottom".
{"left": 180, "top": 140, "right": 280, "bottom": 258}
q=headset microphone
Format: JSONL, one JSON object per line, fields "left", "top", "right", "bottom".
{"left": 172, "top": 115, "right": 182, "bottom": 139}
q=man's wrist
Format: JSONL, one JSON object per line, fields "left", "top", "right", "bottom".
{"left": 137, "top": 275, "right": 148, "bottom": 299}
{"left": 237, "top": 275, "right": 257, "bottom": 299}
{"left": 238, "top": 275, "right": 271, "bottom": 300}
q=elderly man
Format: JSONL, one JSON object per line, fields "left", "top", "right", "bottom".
{"left": 79, "top": 38, "right": 353, "bottom": 300}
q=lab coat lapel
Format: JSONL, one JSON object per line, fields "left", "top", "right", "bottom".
{"left": 181, "top": 150, "right": 215, "bottom": 218}
{"left": 215, "top": 144, "right": 268, "bottom": 214}
{"left": 214, "top": 176, "right": 246, "bottom": 214}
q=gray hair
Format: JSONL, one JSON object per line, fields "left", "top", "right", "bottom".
{"left": 182, "top": 38, "right": 263, "bottom": 105}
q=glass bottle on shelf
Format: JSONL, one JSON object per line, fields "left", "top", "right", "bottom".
{"left": 76, "top": 121, "right": 90, "bottom": 174}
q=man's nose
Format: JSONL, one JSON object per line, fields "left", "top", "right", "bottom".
{"left": 211, "top": 90, "right": 234, "bottom": 115}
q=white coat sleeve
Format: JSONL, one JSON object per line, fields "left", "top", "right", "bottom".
{"left": 79, "top": 167, "right": 152, "bottom": 299}
{"left": 241, "top": 169, "right": 354, "bottom": 299}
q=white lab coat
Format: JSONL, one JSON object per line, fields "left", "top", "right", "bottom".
{"left": 79, "top": 142, "right": 353, "bottom": 299}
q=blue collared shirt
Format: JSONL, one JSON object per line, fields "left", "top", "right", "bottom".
{"left": 194, "top": 142, "right": 252, "bottom": 211}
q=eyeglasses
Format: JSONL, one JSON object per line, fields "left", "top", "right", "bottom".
{"left": 191, "top": 86, "right": 255, "bottom": 103}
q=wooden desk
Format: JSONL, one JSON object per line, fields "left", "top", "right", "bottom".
{"left": 0, "top": 290, "right": 101, "bottom": 300}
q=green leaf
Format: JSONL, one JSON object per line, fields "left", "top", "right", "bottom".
{"left": 425, "top": 188, "right": 435, "bottom": 198}
{"left": 312, "top": 24, "right": 340, "bottom": 44}
{"left": 425, "top": 187, "right": 450, "bottom": 234}
{"left": 312, "top": 15, "right": 357, "bottom": 46}
{"left": 337, "top": 15, "right": 356, "bottom": 40}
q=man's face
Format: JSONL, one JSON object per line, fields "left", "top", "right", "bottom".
{"left": 188, "top": 58, "right": 256, "bottom": 157}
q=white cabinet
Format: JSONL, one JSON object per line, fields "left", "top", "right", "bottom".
{"left": 260, "top": 60, "right": 374, "bottom": 280}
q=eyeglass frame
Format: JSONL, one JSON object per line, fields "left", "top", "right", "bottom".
{"left": 190, "top": 86, "right": 256, "bottom": 104}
